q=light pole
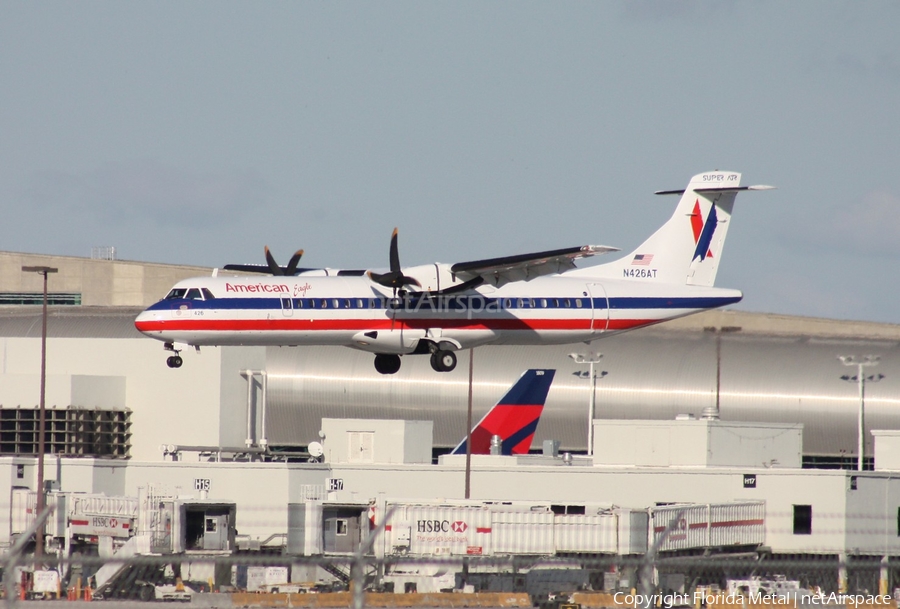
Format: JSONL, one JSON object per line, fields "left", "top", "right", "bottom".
{"left": 465, "top": 349, "right": 474, "bottom": 499}
{"left": 703, "top": 326, "right": 742, "bottom": 420}
{"left": 839, "top": 355, "right": 884, "bottom": 471}
{"left": 568, "top": 352, "right": 606, "bottom": 456}
{"left": 21, "top": 265, "right": 58, "bottom": 558}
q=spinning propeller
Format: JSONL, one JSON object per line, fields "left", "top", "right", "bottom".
{"left": 223, "top": 247, "right": 306, "bottom": 276}
{"left": 367, "top": 228, "right": 421, "bottom": 295}
{"left": 265, "top": 246, "right": 304, "bottom": 276}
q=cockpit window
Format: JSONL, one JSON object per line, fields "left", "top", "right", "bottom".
{"left": 164, "top": 287, "right": 209, "bottom": 300}
{"left": 165, "top": 288, "right": 187, "bottom": 300}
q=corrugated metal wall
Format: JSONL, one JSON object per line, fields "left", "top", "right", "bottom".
{"left": 264, "top": 327, "right": 900, "bottom": 456}
{"left": 652, "top": 502, "right": 765, "bottom": 552}
{"left": 492, "top": 511, "right": 555, "bottom": 555}
{"left": 553, "top": 514, "right": 619, "bottom": 554}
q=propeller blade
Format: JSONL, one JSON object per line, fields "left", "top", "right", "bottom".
{"left": 367, "top": 270, "right": 391, "bottom": 285}
{"left": 389, "top": 227, "right": 401, "bottom": 273}
{"left": 390, "top": 226, "right": 400, "bottom": 273}
{"left": 264, "top": 246, "right": 284, "bottom": 276}
{"left": 368, "top": 270, "right": 421, "bottom": 290}
{"left": 399, "top": 274, "right": 421, "bottom": 288}
{"left": 285, "top": 250, "right": 304, "bottom": 276}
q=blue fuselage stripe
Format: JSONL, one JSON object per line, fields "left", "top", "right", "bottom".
{"left": 147, "top": 295, "right": 740, "bottom": 313}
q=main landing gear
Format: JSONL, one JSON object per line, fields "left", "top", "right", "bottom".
{"left": 374, "top": 354, "right": 401, "bottom": 375}
{"left": 164, "top": 342, "right": 183, "bottom": 369}
{"left": 372, "top": 349, "right": 458, "bottom": 375}
{"left": 430, "top": 349, "right": 457, "bottom": 372}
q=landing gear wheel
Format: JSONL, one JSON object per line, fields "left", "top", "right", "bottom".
{"left": 163, "top": 342, "right": 184, "bottom": 369}
{"left": 430, "top": 350, "right": 457, "bottom": 372}
{"left": 374, "top": 354, "right": 401, "bottom": 375}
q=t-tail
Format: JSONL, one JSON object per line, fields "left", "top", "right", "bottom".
{"left": 451, "top": 369, "right": 555, "bottom": 456}
{"left": 584, "top": 171, "right": 774, "bottom": 287}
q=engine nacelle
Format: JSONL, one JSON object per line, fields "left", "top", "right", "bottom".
{"left": 351, "top": 329, "right": 427, "bottom": 354}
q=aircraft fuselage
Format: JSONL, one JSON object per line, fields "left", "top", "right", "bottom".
{"left": 134, "top": 271, "right": 741, "bottom": 351}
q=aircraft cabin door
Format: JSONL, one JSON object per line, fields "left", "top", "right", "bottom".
{"left": 281, "top": 297, "right": 294, "bottom": 317}
{"left": 587, "top": 283, "right": 609, "bottom": 335}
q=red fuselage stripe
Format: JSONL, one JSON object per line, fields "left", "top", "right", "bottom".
{"left": 134, "top": 318, "right": 655, "bottom": 333}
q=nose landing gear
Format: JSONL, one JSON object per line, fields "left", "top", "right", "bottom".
{"left": 164, "top": 342, "right": 183, "bottom": 369}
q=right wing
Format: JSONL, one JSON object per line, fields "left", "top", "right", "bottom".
{"left": 450, "top": 244, "right": 618, "bottom": 287}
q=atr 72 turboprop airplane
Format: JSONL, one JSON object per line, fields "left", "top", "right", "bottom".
{"left": 135, "top": 171, "right": 772, "bottom": 374}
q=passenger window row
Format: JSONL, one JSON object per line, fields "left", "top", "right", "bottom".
{"left": 281, "top": 297, "right": 590, "bottom": 310}
{"left": 167, "top": 290, "right": 593, "bottom": 310}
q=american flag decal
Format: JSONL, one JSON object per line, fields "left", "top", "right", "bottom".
{"left": 632, "top": 254, "right": 653, "bottom": 266}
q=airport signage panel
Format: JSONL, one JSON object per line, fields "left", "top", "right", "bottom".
{"left": 70, "top": 515, "right": 133, "bottom": 538}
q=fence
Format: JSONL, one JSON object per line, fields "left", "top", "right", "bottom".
{"left": 4, "top": 506, "right": 900, "bottom": 609}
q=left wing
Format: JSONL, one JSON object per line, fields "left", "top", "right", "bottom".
{"left": 450, "top": 244, "right": 618, "bottom": 286}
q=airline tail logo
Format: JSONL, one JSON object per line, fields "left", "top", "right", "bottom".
{"left": 451, "top": 369, "right": 555, "bottom": 456}
{"left": 690, "top": 200, "right": 717, "bottom": 262}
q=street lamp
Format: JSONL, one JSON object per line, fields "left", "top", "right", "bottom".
{"left": 568, "top": 352, "right": 607, "bottom": 456}
{"left": 703, "top": 326, "right": 742, "bottom": 420}
{"left": 465, "top": 349, "right": 474, "bottom": 499}
{"left": 21, "top": 265, "right": 58, "bottom": 558}
{"left": 839, "top": 355, "right": 884, "bottom": 471}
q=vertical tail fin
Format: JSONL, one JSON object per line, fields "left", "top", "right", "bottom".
{"left": 451, "top": 369, "right": 555, "bottom": 456}
{"left": 586, "top": 171, "right": 772, "bottom": 287}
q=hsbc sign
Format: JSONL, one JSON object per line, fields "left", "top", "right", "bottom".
{"left": 70, "top": 515, "right": 133, "bottom": 538}
{"left": 417, "top": 519, "right": 468, "bottom": 533}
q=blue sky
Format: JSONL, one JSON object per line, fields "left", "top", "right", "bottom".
{"left": 2, "top": 2, "right": 899, "bottom": 322}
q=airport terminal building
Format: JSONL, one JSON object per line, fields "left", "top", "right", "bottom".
{"left": 2, "top": 250, "right": 900, "bottom": 593}
{"left": 2, "top": 250, "right": 898, "bottom": 462}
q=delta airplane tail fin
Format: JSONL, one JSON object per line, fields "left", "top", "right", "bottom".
{"left": 451, "top": 369, "right": 555, "bottom": 456}
{"left": 584, "top": 171, "right": 773, "bottom": 287}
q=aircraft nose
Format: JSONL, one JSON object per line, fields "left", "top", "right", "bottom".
{"left": 134, "top": 309, "right": 161, "bottom": 335}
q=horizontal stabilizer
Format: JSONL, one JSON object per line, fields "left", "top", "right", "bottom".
{"left": 655, "top": 185, "right": 776, "bottom": 196}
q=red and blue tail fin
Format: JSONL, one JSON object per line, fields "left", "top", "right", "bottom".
{"left": 451, "top": 369, "right": 556, "bottom": 456}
